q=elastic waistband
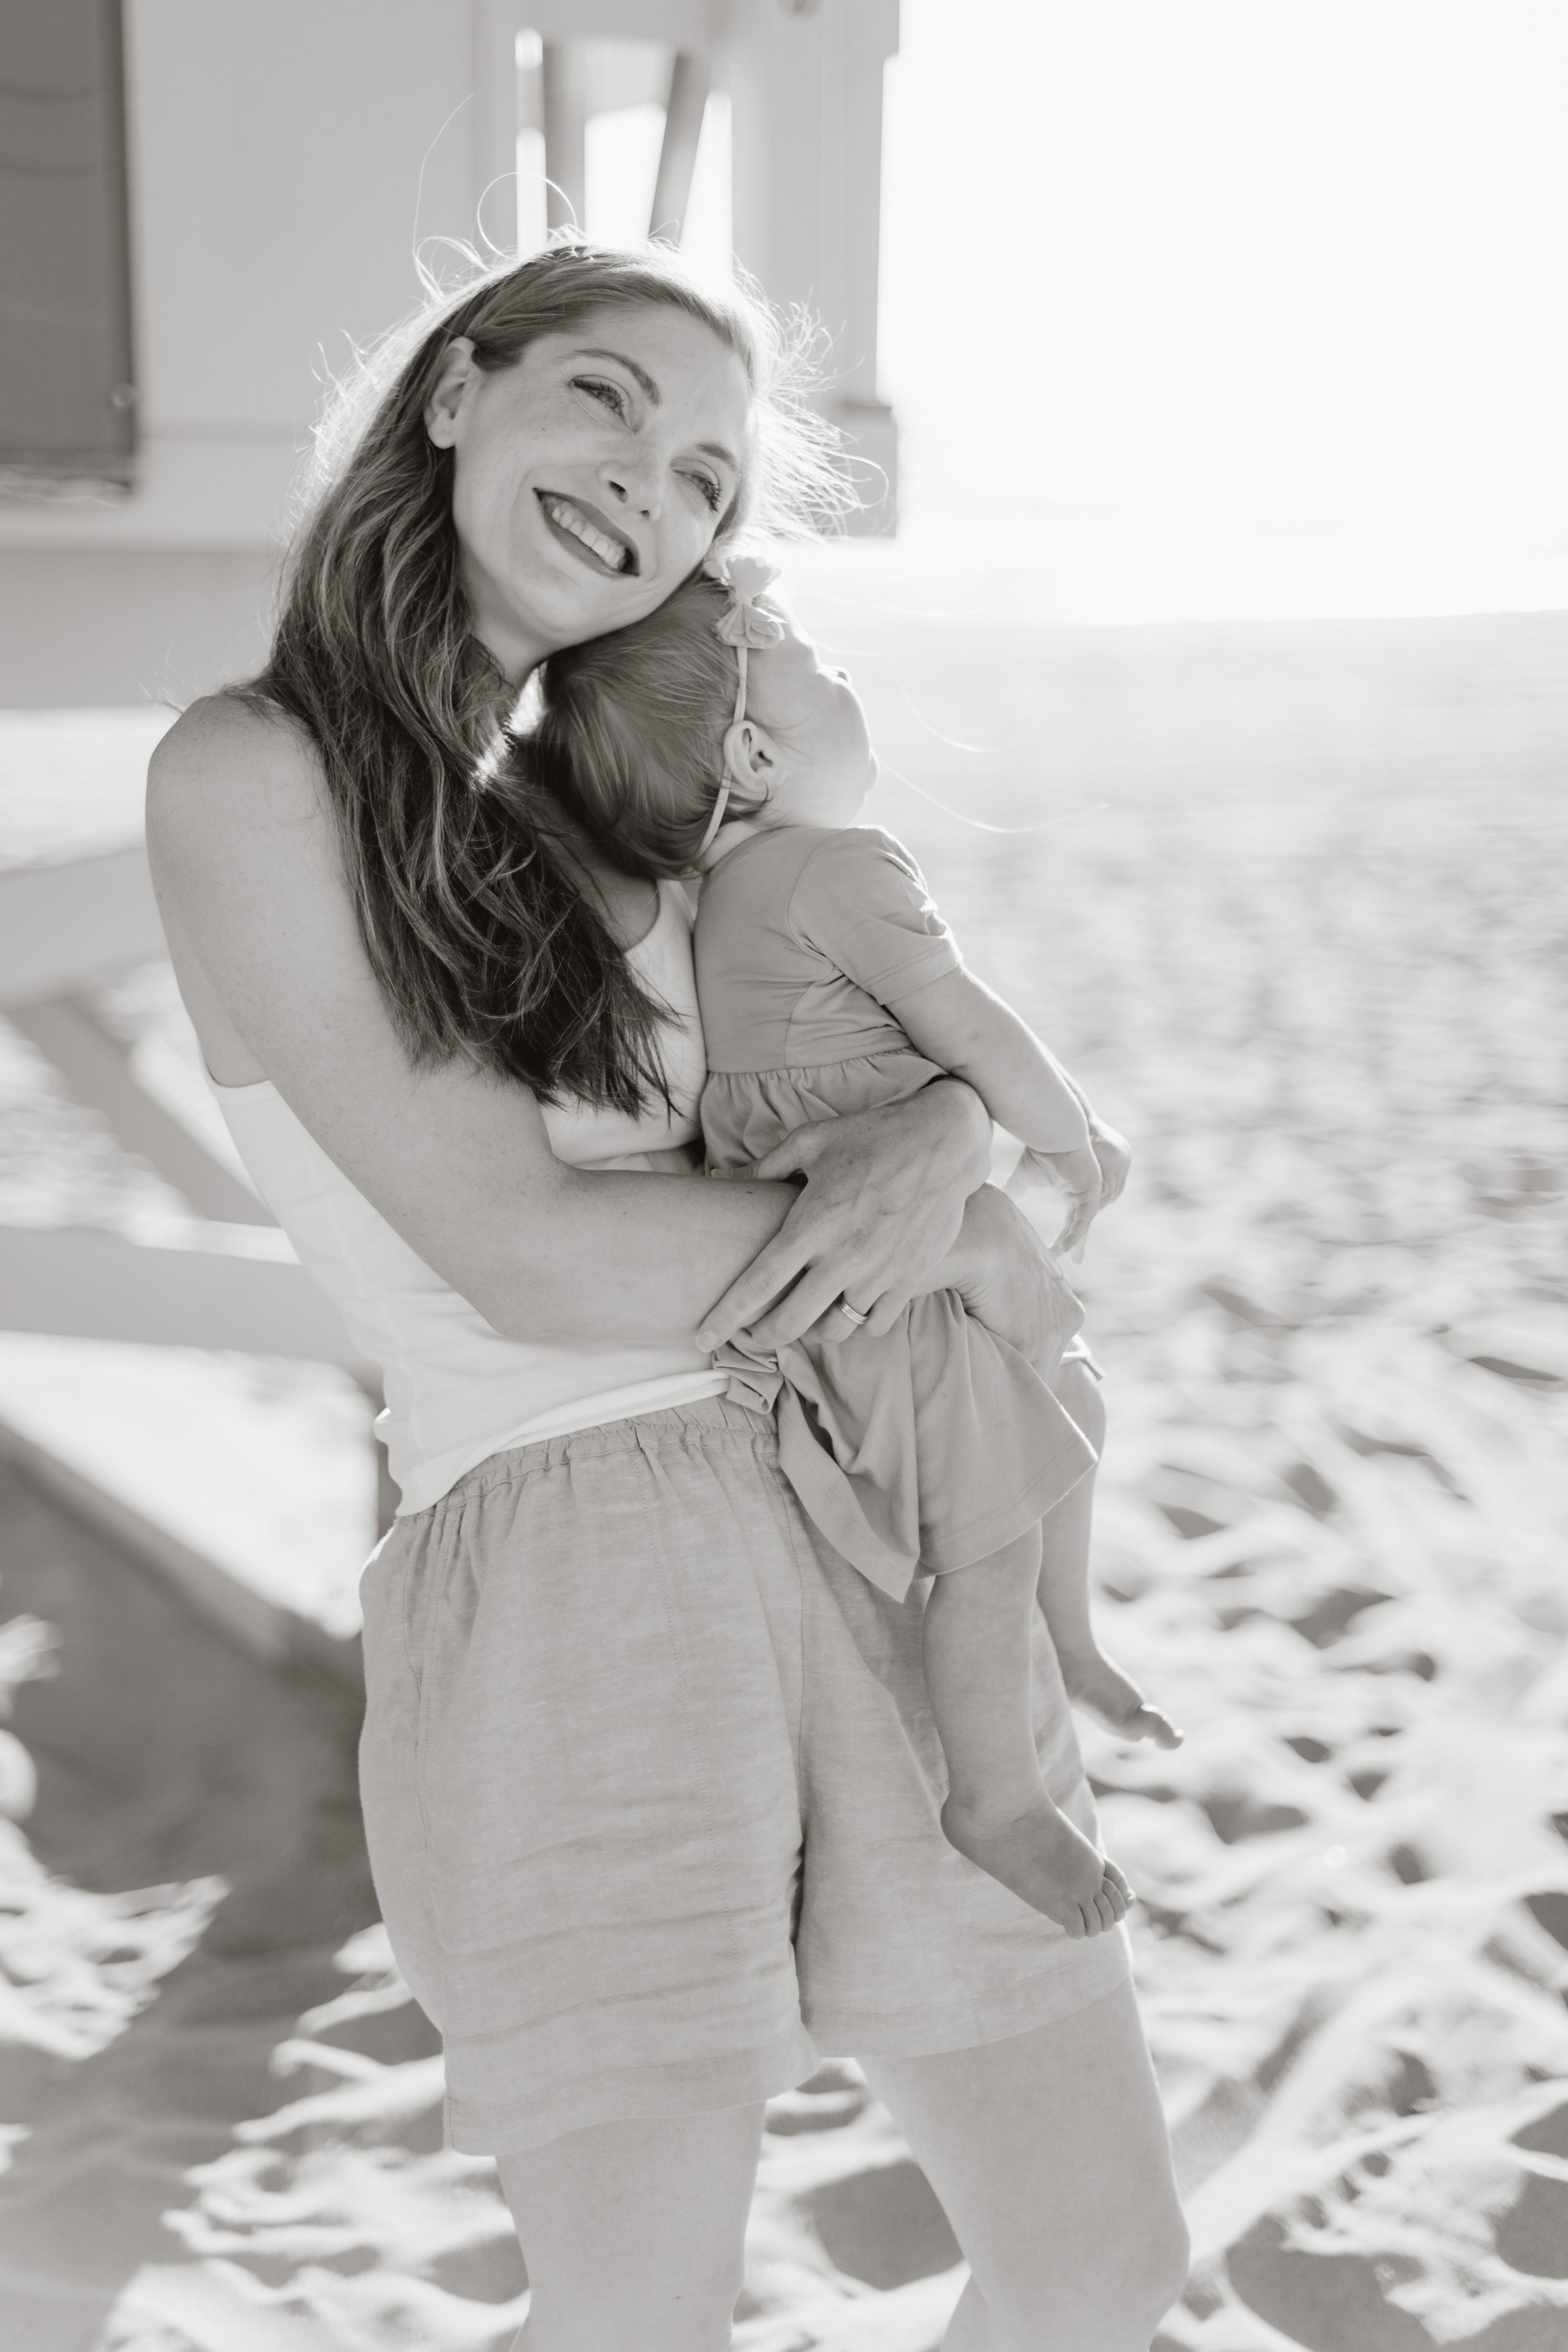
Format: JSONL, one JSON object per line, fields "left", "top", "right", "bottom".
{"left": 412, "top": 1392, "right": 777, "bottom": 1518}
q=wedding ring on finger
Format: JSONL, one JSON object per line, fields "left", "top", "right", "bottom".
{"left": 836, "top": 1295, "right": 870, "bottom": 1327}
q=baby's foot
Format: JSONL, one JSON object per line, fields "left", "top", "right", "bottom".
{"left": 940, "top": 1788, "right": 1132, "bottom": 1936}
{"left": 1059, "top": 1645, "right": 1184, "bottom": 1749}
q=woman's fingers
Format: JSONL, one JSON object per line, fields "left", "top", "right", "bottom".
{"left": 702, "top": 1091, "right": 988, "bottom": 1352}
{"left": 695, "top": 1231, "right": 813, "bottom": 1349}
{"left": 702, "top": 1261, "right": 901, "bottom": 1355}
{"left": 743, "top": 1266, "right": 857, "bottom": 1352}
{"left": 859, "top": 1288, "right": 910, "bottom": 1339}
{"left": 811, "top": 1297, "right": 879, "bottom": 1347}
{"left": 743, "top": 1124, "right": 829, "bottom": 1185}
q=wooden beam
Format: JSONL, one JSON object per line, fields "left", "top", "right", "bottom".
{"left": 727, "top": 0, "right": 901, "bottom": 533}
{"left": 542, "top": 40, "right": 587, "bottom": 233}
{"left": 0, "top": 1409, "right": 363, "bottom": 1694}
{"left": 650, "top": 51, "right": 710, "bottom": 245}
{"left": 472, "top": 0, "right": 527, "bottom": 252}
{"left": 522, "top": 2, "right": 717, "bottom": 39}
{"left": 9, "top": 993, "right": 273, "bottom": 1227}
{"left": 0, "top": 1223, "right": 373, "bottom": 1375}
{"left": 0, "top": 845, "right": 164, "bottom": 1010}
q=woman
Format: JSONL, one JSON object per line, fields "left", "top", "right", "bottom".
{"left": 146, "top": 243, "right": 1188, "bottom": 2352}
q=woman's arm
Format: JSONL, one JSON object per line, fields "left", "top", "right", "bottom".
{"left": 146, "top": 699, "right": 992, "bottom": 1350}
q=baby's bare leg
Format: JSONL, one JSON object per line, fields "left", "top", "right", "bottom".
{"left": 1038, "top": 1359, "right": 1183, "bottom": 1750}
{"left": 924, "top": 1526, "right": 1129, "bottom": 1938}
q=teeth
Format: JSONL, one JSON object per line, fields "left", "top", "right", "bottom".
{"left": 544, "top": 497, "right": 630, "bottom": 573}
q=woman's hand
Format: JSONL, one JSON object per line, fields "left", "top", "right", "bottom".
{"left": 694, "top": 1079, "right": 993, "bottom": 1351}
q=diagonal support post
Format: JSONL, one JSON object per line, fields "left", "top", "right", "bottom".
{"left": 542, "top": 39, "right": 587, "bottom": 233}
{"left": 650, "top": 50, "right": 711, "bottom": 245}
{"left": 8, "top": 993, "right": 273, "bottom": 1228}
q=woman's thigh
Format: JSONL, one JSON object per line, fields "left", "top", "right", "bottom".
{"left": 499, "top": 2102, "right": 766, "bottom": 2352}
{"left": 859, "top": 1982, "right": 1189, "bottom": 2352}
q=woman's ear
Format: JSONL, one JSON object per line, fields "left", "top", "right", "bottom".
{"left": 722, "top": 719, "right": 784, "bottom": 798}
{"left": 424, "top": 337, "right": 478, "bottom": 447}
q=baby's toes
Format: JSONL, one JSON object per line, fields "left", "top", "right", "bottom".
{"left": 1103, "top": 1858, "right": 1134, "bottom": 1907}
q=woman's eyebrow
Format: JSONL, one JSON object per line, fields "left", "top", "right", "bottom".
{"left": 697, "top": 441, "right": 739, "bottom": 471}
{"left": 572, "top": 347, "right": 661, "bottom": 401}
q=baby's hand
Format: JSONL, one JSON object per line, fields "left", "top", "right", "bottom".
{"left": 1006, "top": 1145, "right": 1103, "bottom": 1258}
{"left": 1086, "top": 1114, "right": 1132, "bottom": 1209}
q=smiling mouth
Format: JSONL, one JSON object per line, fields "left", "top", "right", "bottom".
{"left": 537, "top": 491, "right": 639, "bottom": 577}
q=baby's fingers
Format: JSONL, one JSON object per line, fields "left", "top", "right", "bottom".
{"left": 1055, "top": 1192, "right": 1098, "bottom": 1258}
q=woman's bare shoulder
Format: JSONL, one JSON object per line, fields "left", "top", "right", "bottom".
{"left": 147, "top": 691, "right": 327, "bottom": 856}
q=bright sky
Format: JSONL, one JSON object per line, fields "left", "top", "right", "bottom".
{"left": 556, "top": 1, "right": 1568, "bottom": 618}
{"left": 876, "top": 0, "right": 1568, "bottom": 615}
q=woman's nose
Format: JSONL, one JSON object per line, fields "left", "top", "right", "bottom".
{"left": 601, "top": 454, "right": 662, "bottom": 520}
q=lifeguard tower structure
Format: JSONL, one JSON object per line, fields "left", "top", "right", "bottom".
{"left": 0, "top": 0, "right": 899, "bottom": 1675}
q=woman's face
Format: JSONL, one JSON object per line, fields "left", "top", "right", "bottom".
{"left": 425, "top": 303, "right": 752, "bottom": 680}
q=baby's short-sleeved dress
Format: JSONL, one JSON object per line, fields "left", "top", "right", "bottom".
{"left": 698, "top": 824, "right": 1097, "bottom": 1602}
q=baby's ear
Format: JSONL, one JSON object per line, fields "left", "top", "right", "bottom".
{"left": 722, "top": 719, "right": 783, "bottom": 791}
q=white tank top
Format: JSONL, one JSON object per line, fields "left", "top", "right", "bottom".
{"left": 208, "top": 880, "right": 726, "bottom": 1513}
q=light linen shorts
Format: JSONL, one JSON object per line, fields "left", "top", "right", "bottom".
{"left": 358, "top": 1395, "right": 1130, "bottom": 2156}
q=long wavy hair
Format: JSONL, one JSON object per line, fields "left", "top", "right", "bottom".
{"left": 241, "top": 239, "right": 849, "bottom": 1114}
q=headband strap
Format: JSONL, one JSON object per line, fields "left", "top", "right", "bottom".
{"left": 695, "top": 556, "right": 784, "bottom": 861}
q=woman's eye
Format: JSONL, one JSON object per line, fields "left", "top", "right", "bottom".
{"left": 576, "top": 377, "right": 629, "bottom": 419}
{"left": 683, "top": 470, "right": 722, "bottom": 512}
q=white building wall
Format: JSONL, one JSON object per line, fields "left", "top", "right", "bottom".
{"left": 0, "top": 0, "right": 488, "bottom": 704}
{"left": 0, "top": 0, "right": 899, "bottom": 704}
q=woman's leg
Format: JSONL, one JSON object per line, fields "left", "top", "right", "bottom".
{"left": 499, "top": 2101, "right": 766, "bottom": 2352}
{"left": 861, "top": 1982, "right": 1190, "bottom": 2352}
{"left": 924, "top": 1528, "right": 1129, "bottom": 1936}
{"left": 1036, "top": 1362, "right": 1182, "bottom": 1749}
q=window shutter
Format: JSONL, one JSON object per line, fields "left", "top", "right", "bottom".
{"left": 0, "top": 0, "right": 135, "bottom": 493}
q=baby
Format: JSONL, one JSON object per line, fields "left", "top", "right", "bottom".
{"left": 525, "top": 557, "right": 1180, "bottom": 1936}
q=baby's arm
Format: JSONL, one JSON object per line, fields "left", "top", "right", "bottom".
{"left": 893, "top": 966, "right": 1105, "bottom": 1252}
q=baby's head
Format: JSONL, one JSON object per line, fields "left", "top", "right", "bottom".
{"left": 528, "top": 562, "right": 875, "bottom": 879}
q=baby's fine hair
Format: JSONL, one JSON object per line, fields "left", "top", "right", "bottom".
{"left": 527, "top": 573, "right": 743, "bottom": 881}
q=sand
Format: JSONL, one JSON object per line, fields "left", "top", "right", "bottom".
{"left": 1, "top": 594, "right": 1567, "bottom": 2348}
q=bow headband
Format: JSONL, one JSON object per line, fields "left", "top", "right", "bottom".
{"left": 694, "top": 555, "right": 784, "bottom": 859}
